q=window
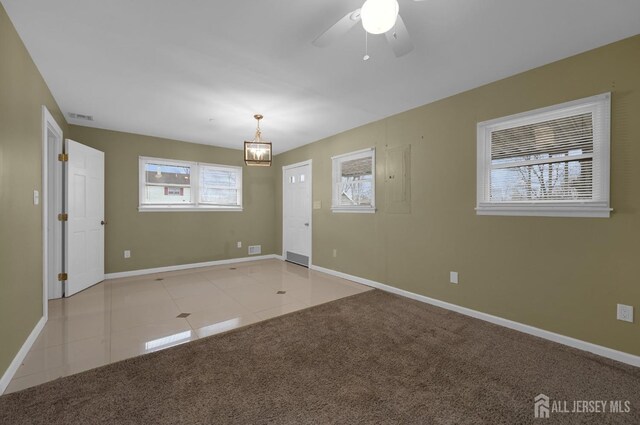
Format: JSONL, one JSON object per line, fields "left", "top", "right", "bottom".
{"left": 331, "top": 148, "right": 375, "bottom": 213}
{"left": 476, "top": 93, "right": 611, "bottom": 217}
{"left": 139, "top": 157, "right": 242, "bottom": 211}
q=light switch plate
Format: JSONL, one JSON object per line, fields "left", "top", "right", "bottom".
{"left": 313, "top": 200, "right": 322, "bottom": 210}
{"left": 33, "top": 190, "right": 39, "bottom": 205}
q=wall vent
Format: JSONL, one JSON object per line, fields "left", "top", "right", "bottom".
{"left": 68, "top": 112, "right": 94, "bottom": 121}
{"left": 286, "top": 251, "right": 309, "bottom": 267}
{"left": 248, "top": 245, "right": 261, "bottom": 255}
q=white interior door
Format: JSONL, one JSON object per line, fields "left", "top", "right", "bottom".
{"left": 283, "top": 162, "right": 311, "bottom": 267}
{"left": 65, "top": 139, "right": 105, "bottom": 296}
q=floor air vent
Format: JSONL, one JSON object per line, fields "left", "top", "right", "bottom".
{"left": 286, "top": 251, "right": 309, "bottom": 267}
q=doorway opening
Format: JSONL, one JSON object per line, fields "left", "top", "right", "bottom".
{"left": 42, "top": 107, "right": 64, "bottom": 301}
{"left": 42, "top": 108, "right": 106, "bottom": 300}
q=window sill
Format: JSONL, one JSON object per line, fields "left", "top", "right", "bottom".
{"left": 331, "top": 206, "right": 376, "bottom": 214}
{"left": 139, "top": 206, "right": 243, "bottom": 212}
{"left": 476, "top": 203, "right": 611, "bottom": 218}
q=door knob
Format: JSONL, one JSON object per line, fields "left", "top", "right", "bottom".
{"left": 101, "top": 220, "right": 107, "bottom": 225}
{"left": 304, "top": 222, "right": 309, "bottom": 227}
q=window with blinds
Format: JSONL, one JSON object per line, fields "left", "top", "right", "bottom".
{"left": 331, "top": 148, "right": 376, "bottom": 213}
{"left": 199, "top": 165, "right": 242, "bottom": 206}
{"left": 476, "top": 93, "right": 611, "bottom": 217}
{"left": 139, "top": 157, "right": 242, "bottom": 211}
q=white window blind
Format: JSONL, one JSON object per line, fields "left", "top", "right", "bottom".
{"left": 199, "top": 165, "right": 242, "bottom": 206}
{"left": 477, "top": 93, "right": 611, "bottom": 217}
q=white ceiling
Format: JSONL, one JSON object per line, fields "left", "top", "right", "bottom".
{"left": 3, "top": 1, "right": 640, "bottom": 154}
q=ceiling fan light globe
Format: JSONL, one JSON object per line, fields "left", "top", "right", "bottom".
{"left": 361, "top": 0, "right": 399, "bottom": 35}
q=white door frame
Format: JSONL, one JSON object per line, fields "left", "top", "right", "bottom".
{"left": 282, "top": 160, "right": 312, "bottom": 267}
{"left": 42, "top": 106, "right": 64, "bottom": 308}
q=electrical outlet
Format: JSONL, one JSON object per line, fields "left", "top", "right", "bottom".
{"left": 124, "top": 250, "right": 131, "bottom": 259}
{"left": 617, "top": 304, "right": 634, "bottom": 323}
{"left": 450, "top": 271, "right": 458, "bottom": 284}
{"left": 237, "top": 241, "right": 242, "bottom": 248}
{"left": 332, "top": 249, "right": 337, "bottom": 258}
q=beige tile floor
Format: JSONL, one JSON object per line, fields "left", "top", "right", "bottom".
{"left": 5, "top": 259, "right": 371, "bottom": 394}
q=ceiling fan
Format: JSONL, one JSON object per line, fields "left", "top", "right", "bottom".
{"left": 312, "top": 0, "right": 425, "bottom": 59}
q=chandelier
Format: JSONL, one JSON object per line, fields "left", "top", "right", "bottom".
{"left": 244, "top": 114, "right": 272, "bottom": 167}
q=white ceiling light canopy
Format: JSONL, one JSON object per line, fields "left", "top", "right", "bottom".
{"left": 361, "top": 0, "right": 399, "bottom": 35}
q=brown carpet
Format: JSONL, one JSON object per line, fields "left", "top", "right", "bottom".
{"left": 1, "top": 290, "right": 638, "bottom": 424}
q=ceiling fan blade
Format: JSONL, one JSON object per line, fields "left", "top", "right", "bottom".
{"left": 385, "top": 14, "right": 414, "bottom": 57}
{"left": 312, "top": 9, "right": 361, "bottom": 48}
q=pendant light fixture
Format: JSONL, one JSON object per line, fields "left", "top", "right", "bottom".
{"left": 360, "top": 0, "right": 399, "bottom": 35}
{"left": 244, "top": 114, "right": 272, "bottom": 167}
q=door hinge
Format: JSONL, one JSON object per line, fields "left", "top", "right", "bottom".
{"left": 58, "top": 153, "right": 68, "bottom": 162}
{"left": 58, "top": 273, "right": 68, "bottom": 281}
{"left": 57, "top": 213, "right": 68, "bottom": 221}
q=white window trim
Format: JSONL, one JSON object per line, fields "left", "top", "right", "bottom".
{"left": 331, "top": 147, "right": 376, "bottom": 213}
{"left": 476, "top": 93, "right": 611, "bottom": 218}
{"left": 138, "top": 156, "right": 243, "bottom": 212}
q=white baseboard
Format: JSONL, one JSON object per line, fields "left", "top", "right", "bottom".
{"left": 105, "top": 254, "right": 279, "bottom": 280}
{"left": 310, "top": 264, "right": 640, "bottom": 368}
{"left": 0, "top": 315, "right": 47, "bottom": 395}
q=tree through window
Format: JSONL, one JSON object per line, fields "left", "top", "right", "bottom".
{"left": 477, "top": 93, "right": 610, "bottom": 217}
{"left": 332, "top": 148, "right": 376, "bottom": 213}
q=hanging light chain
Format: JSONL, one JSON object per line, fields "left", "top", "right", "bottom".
{"left": 254, "top": 114, "right": 263, "bottom": 141}
{"left": 363, "top": 31, "right": 370, "bottom": 61}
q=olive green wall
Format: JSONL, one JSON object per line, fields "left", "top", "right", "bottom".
{"left": 68, "top": 126, "right": 276, "bottom": 274}
{"left": 275, "top": 35, "right": 640, "bottom": 356}
{"left": 0, "top": 4, "right": 69, "bottom": 379}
